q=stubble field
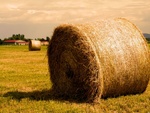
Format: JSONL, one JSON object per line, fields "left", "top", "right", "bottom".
{"left": 0, "top": 45, "right": 150, "bottom": 113}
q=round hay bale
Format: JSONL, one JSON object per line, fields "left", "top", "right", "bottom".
{"left": 47, "top": 18, "right": 150, "bottom": 103}
{"left": 29, "top": 40, "right": 41, "bottom": 51}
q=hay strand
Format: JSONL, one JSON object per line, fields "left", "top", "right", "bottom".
{"left": 47, "top": 18, "right": 150, "bottom": 103}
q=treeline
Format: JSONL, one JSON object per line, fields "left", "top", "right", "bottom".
{"left": 0, "top": 34, "right": 50, "bottom": 45}
{"left": 4, "top": 34, "right": 25, "bottom": 40}
{"left": 0, "top": 34, "right": 26, "bottom": 44}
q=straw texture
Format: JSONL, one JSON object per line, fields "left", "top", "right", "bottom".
{"left": 47, "top": 18, "right": 150, "bottom": 103}
{"left": 29, "top": 40, "right": 41, "bottom": 51}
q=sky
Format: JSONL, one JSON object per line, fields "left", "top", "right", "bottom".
{"left": 0, "top": 0, "right": 150, "bottom": 39}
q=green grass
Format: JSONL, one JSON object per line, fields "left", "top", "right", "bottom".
{"left": 0, "top": 45, "right": 150, "bottom": 113}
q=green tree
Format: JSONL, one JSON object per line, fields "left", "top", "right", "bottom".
{"left": 20, "top": 34, "right": 25, "bottom": 40}
{"left": 3, "top": 38, "right": 8, "bottom": 41}
{"left": 10, "top": 34, "right": 25, "bottom": 40}
{"left": 46, "top": 36, "right": 50, "bottom": 41}
{"left": 0, "top": 39, "right": 3, "bottom": 44}
{"left": 12, "top": 34, "right": 16, "bottom": 39}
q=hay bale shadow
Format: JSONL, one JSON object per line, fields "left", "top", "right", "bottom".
{"left": 3, "top": 89, "right": 84, "bottom": 103}
{"left": 3, "top": 89, "right": 144, "bottom": 103}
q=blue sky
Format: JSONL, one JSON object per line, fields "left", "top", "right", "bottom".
{"left": 0, "top": 0, "right": 150, "bottom": 39}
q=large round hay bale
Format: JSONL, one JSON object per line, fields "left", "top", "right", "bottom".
{"left": 29, "top": 40, "right": 41, "bottom": 51}
{"left": 47, "top": 18, "right": 150, "bottom": 103}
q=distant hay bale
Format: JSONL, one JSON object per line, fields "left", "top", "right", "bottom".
{"left": 47, "top": 18, "right": 150, "bottom": 103}
{"left": 29, "top": 40, "right": 41, "bottom": 51}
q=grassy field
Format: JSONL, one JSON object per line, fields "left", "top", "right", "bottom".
{"left": 0, "top": 45, "right": 150, "bottom": 113}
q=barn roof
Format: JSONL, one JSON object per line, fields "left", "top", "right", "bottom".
{"left": 3, "top": 40, "right": 17, "bottom": 43}
{"left": 3, "top": 40, "right": 26, "bottom": 43}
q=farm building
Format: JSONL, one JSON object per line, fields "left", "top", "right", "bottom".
{"left": 3, "top": 40, "right": 28, "bottom": 45}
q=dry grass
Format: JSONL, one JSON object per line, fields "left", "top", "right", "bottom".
{"left": 48, "top": 18, "right": 150, "bottom": 103}
{"left": 29, "top": 40, "right": 41, "bottom": 51}
{"left": 0, "top": 45, "right": 150, "bottom": 112}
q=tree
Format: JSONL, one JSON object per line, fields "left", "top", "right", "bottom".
{"left": 9, "top": 34, "right": 26, "bottom": 40}
{"left": 20, "top": 34, "right": 25, "bottom": 40}
{"left": 0, "top": 39, "right": 3, "bottom": 45}
{"left": 12, "top": 34, "right": 16, "bottom": 39}
{"left": 46, "top": 36, "right": 50, "bottom": 41}
{"left": 3, "top": 38, "right": 8, "bottom": 41}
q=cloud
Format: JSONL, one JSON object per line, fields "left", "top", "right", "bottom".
{"left": 0, "top": 0, "right": 150, "bottom": 39}
{"left": 0, "top": 0, "right": 149, "bottom": 24}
